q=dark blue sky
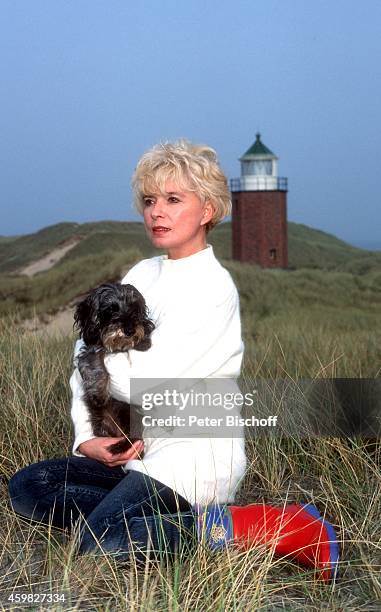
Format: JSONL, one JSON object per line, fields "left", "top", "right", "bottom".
{"left": 1, "top": 0, "right": 380, "bottom": 248}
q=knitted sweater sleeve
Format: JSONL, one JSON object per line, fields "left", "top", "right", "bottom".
{"left": 70, "top": 367, "right": 97, "bottom": 456}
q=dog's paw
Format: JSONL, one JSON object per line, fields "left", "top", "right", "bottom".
{"left": 107, "top": 438, "right": 133, "bottom": 455}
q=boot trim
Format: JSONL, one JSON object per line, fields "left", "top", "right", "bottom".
{"left": 196, "top": 504, "right": 233, "bottom": 550}
{"left": 302, "top": 503, "right": 340, "bottom": 581}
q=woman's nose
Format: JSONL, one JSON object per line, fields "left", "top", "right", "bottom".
{"left": 150, "top": 198, "right": 166, "bottom": 218}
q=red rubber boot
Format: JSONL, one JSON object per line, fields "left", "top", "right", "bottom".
{"left": 196, "top": 503, "right": 339, "bottom": 582}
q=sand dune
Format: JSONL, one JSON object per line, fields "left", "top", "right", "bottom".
{"left": 19, "top": 236, "right": 83, "bottom": 276}
{"left": 22, "top": 306, "right": 76, "bottom": 338}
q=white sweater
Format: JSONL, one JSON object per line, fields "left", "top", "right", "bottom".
{"left": 70, "top": 245, "right": 247, "bottom": 505}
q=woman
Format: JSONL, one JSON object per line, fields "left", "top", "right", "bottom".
{"left": 8, "top": 139, "right": 247, "bottom": 560}
{"left": 8, "top": 140, "right": 338, "bottom": 580}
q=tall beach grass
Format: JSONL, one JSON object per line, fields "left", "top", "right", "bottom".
{"left": 1, "top": 309, "right": 380, "bottom": 609}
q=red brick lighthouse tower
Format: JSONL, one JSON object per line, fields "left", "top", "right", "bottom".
{"left": 231, "top": 134, "right": 288, "bottom": 268}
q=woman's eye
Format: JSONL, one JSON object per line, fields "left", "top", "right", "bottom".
{"left": 168, "top": 197, "right": 179, "bottom": 203}
{"left": 143, "top": 198, "right": 154, "bottom": 206}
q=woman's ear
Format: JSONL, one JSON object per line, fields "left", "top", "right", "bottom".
{"left": 201, "top": 200, "right": 214, "bottom": 227}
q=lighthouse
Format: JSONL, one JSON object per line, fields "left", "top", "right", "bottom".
{"left": 231, "top": 134, "right": 288, "bottom": 268}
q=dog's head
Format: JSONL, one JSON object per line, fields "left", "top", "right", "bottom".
{"left": 74, "top": 283, "right": 155, "bottom": 351}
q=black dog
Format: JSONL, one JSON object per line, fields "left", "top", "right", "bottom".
{"left": 74, "top": 282, "right": 155, "bottom": 454}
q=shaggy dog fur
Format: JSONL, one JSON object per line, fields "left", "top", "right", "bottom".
{"left": 74, "top": 282, "right": 155, "bottom": 454}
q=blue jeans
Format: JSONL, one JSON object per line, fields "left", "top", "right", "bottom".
{"left": 8, "top": 457, "right": 196, "bottom": 563}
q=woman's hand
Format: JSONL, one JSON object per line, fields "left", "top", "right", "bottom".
{"left": 78, "top": 437, "right": 144, "bottom": 467}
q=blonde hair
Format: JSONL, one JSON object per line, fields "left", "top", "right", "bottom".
{"left": 132, "top": 139, "right": 231, "bottom": 232}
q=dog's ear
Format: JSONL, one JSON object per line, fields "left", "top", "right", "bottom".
{"left": 74, "top": 291, "right": 100, "bottom": 345}
{"left": 144, "top": 317, "right": 155, "bottom": 336}
{"left": 134, "top": 314, "right": 155, "bottom": 351}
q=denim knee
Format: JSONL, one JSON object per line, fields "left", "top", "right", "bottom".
{"left": 77, "top": 511, "right": 197, "bottom": 564}
{"left": 8, "top": 461, "right": 53, "bottom": 518}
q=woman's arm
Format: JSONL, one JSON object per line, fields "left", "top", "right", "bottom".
{"left": 70, "top": 368, "right": 97, "bottom": 456}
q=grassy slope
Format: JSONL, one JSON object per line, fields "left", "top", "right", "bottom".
{"left": 0, "top": 235, "right": 20, "bottom": 244}
{"left": 0, "top": 221, "right": 146, "bottom": 273}
{"left": 0, "top": 248, "right": 143, "bottom": 318}
{"left": 2, "top": 219, "right": 381, "bottom": 273}
{"left": 57, "top": 227, "right": 157, "bottom": 264}
{"left": 227, "top": 262, "right": 381, "bottom": 377}
{"left": 0, "top": 223, "right": 83, "bottom": 273}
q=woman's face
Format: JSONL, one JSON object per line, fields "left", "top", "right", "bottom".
{"left": 142, "top": 179, "right": 213, "bottom": 259}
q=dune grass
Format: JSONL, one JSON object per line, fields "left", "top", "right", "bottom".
{"left": 2, "top": 219, "right": 381, "bottom": 275}
{"left": 0, "top": 310, "right": 380, "bottom": 610}
{"left": 0, "top": 248, "right": 143, "bottom": 320}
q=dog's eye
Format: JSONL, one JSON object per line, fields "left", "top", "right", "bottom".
{"left": 106, "top": 304, "right": 119, "bottom": 315}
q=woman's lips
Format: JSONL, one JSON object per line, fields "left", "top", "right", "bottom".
{"left": 152, "top": 227, "right": 171, "bottom": 234}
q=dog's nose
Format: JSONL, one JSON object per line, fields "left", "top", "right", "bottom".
{"left": 123, "top": 324, "right": 134, "bottom": 336}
